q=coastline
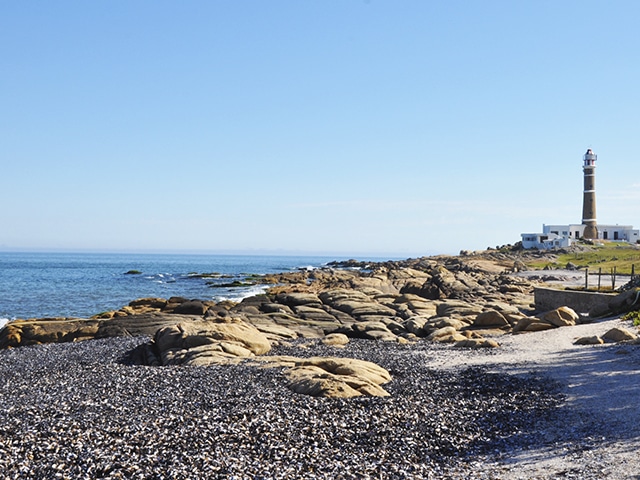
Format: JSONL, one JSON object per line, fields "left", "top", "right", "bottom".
{"left": 1, "top": 249, "right": 640, "bottom": 477}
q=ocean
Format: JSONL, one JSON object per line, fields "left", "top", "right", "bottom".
{"left": 0, "top": 252, "right": 391, "bottom": 326}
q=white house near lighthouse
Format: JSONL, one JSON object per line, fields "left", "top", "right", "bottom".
{"left": 520, "top": 149, "right": 639, "bottom": 250}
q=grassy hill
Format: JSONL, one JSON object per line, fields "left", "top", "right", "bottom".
{"left": 527, "top": 242, "right": 640, "bottom": 275}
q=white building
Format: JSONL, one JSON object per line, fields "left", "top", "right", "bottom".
{"left": 521, "top": 224, "right": 639, "bottom": 250}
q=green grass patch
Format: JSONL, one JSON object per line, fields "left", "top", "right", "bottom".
{"left": 527, "top": 243, "right": 640, "bottom": 274}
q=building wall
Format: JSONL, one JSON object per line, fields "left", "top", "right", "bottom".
{"left": 522, "top": 224, "right": 639, "bottom": 249}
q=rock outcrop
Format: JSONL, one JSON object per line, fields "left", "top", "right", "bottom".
{"left": 136, "top": 317, "right": 391, "bottom": 398}
{"left": 4, "top": 252, "right": 637, "bottom": 358}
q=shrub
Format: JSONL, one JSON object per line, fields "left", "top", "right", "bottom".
{"left": 621, "top": 310, "right": 640, "bottom": 326}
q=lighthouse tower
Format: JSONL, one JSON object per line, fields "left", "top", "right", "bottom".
{"left": 581, "top": 148, "right": 598, "bottom": 239}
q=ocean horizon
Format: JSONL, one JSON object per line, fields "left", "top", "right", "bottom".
{"left": 0, "top": 251, "right": 405, "bottom": 325}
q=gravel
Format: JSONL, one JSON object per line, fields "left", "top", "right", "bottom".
{"left": 0, "top": 337, "right": 571, "bottom": 479}
{"left": 4, "top": 321, "right": 640, "bottom": 480}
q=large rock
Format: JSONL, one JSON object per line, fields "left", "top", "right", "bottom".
{"left": 293, "top": 305, "right": 338, "bottom": 323}
{"left": 332, "top": 300, "right": 397, "bottom": 318}
{"left": 431, "top": 332, "right": 468, "bottom": 343}
{"left": 455, "top": 338, "right": 500, "bottom": 348}
{"left": 473, "top": 310, "right": 509, "bottom": 328}
{"left": 574, "top": 335, "right": 604, "bottom": 345}
{"left": 0, "top": 318, "right": 100, "bottom": 348}
{"left": 607, "top": 289, "right": 640, "bottom": 315}
{"left": 427, "top": 326, "right": 458, "bottom": 341}
{"left": 0, "top": 313, "right": 203, "bottom": 349}
{"left": 512, "top": 316, "right": 556, "bottom": 333}
{"left": 425, "top": 317, "right": 468, "bottom": 331}
{"left": 430, "top": 266, "right": 469, "bottom": 298}
{"left": 172, "top": 300, "right": 209, "bottom": 316}
{"left": 276, "top": 293, "right": 322, "bottom": 308}
{"left": 403, "top": 315, "right": 430, "bottom": 336}
{"left": 276, "top": 356, "right": 391, "bottom": 398}
{"left": 540, "top": 306, "right": 580, "bottom": 327}
{"left": 154, "top": 318, "right": 272, "bottom": 366}
{"left": 602, "top": 327, "right": 638, "bottom": 343}
{"left": 322, "top": 333, "right": 350, "bottom": 346}
{"left": 436, "top": 300, "right": 484, "bottom": 319}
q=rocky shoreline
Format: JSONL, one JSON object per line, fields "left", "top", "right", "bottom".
{"left": 2, "top": 249, "right": 640, "bottom": 477}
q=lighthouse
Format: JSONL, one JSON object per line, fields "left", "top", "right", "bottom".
{"left": 581, "top": 148, "right": 598, "bottom": 239}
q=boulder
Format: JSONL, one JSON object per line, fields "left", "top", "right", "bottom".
{"left": 431, "top": 332, "right": 468, "bottom": 343}
{"left": 455, "top": 338, "right": 500, "bottom": 348}
{"left": 426, "top": 317, "right": 468, "bottom": 331}
{"left": 381, "top": 318, "right": 407, "bottom": 335}
{"left": 319, "top": 289, "right": 371, "bottom": 306}
{"left": 540, "top": 306, "right": 580, "bottom": 327}
{"left": 293, "top": 306, "right": 338, "bottom": 323}
{"left": 436, "top": 300, "right": 484, "bottom": 319}
{"left": 260, "top": 303, "right": 294, "bottom": 315}
{"left": 574, "top": 335, "right": 604, "bottom": 345}
{"left": 403, "top": 316, "right": 430, "bottom": 336}
{"left": 473, "top": 310, "right": 510, "bottom": 328}
{"left": 512, "top": 317, "right": 556, "bottom": 333}
{"left": 333, "top": 301, "right": 397, "bottom": 318}
{"left": 430, "top": 266, "right": 469, "bottom": 298}
{"left": 1, "top": 319, "right": 100, "bottom": 348}
{"left": 352, "top": 321, "right": 390, "bottom": 334}
{"left": 360, "top": 329, "right": 399, "bottom": 342}
{"left": 129, "top": 297, "right": 168, "bottom": 310}
{"left": 602, "top": 327, "right": 638, "bottom": 343}
{"left": 427, "top": 326, "right": 458, "bottom": 341}
{"left": 173, "top": 300, "right": 209, "bottom": 316}
{"left": 281, "top": 356, "right": 391, "bottom": 398}
{"left": 251, "top": 323, "right": 299, "bottom": 341}
{"left": 322, "top": 333, "right": 350, "bottom": 346}
{"left": 483, "top": 301, "right": 521, "bottom": 316}
{"left": 607, "top": 289, "right": 640, "bottom": 315}
{"left": 276, "top": 293, "right": 322, "bottom": 308}
{"left": 154, "top": 318, "right": 271, "bottom": 366}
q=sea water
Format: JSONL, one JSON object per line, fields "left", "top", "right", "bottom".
{"left": 0, "top": 252, "right": 385, "bottom": 324}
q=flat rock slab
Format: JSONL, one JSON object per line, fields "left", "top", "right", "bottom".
{"left": 0, "top": 313, "right": 203, "bottom": 348}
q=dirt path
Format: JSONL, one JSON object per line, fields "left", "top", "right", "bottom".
{"left": 422, "top": 317, "right": 640, "bottom": 479}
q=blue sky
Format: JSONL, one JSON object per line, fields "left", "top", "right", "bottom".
{"left": 2, "top": 1, "right": 639, "bottom": 257}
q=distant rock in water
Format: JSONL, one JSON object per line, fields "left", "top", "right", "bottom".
{"left": 124, "top": 270, "right": 142, "bottom": 275}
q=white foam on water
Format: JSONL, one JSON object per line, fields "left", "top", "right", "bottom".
{"left": 298, "top": 265, "right": 317, "bottom": 272}
{"left": 212, "top": 284, "right": 269, "bottom": 303}
{"left": 0, "top": 318, "right": 9, "bottom": 330}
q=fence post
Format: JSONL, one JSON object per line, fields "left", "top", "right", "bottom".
{"left": 598, "top": 267, "right": 602, "bottom": 291}
{"left": 612, "top": 266, "right": 617, "bottom": 290}
{"left": 585, "top": 268, "right": 589, "bottom": 290}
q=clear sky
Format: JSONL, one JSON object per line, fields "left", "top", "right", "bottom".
{"left": 2, "top": 1, "right": 639, "bottom": 257}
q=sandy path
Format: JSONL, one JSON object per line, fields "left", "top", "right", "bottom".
{"left": 422, "top": 317, "right": 640, "bottom": 478}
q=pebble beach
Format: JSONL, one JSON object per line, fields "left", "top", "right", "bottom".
{"left": 0, "top": 336, "right": 567, "bottom": 479}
